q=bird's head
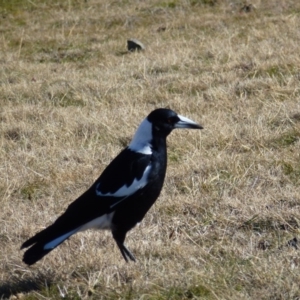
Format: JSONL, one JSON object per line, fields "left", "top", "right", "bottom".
{"left": 128, "top": 108, "right": 203, "bottom": 154}
{"left": 147, "top": 108, "right": 203, "bottom": 134}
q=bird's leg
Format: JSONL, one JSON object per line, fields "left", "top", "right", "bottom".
{"left": 121, "top": 244, "right": 136, "bottom": 262}
{"left": 113, "top": 230, "right": 136, "bottom": 262}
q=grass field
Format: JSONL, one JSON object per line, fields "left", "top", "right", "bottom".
{"left": 1, "top": 0, "right": 300, "bottom": 299}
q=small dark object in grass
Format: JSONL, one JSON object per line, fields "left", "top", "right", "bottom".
{"left": 127, "top": 39, "right": 145, "bottom": 52}
{"left": 157, "top": 26, "right": 166, "bottom": 32}
{"left": 257, "top": 240, "right": 270, "bottom": 250}
{"left": 287, "top": 237, "right": 298, "bottom": 250}
{"left": 240, "top": 4, "right": 254, "bottom": 13}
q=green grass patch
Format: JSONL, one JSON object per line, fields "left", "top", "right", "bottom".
{"left": 9, "top": 38, "right": 95, "bottom": 63}
{"left": 240, "top": 215, "right": 299, "bottom": 233}
{"left": 0, "top": 0, "right": 36, "bottom": 14}
{"left": 269, "top": 129, "right": 300, "bottom": 148}
{"left": 162, "top": 284, "right": 212, "bottom": 299}
{"left": 281, "top": 161, "right": 300, "bottom": 183}
{"left": 159, "top": 1, "right": 178, "bottom": 8}
{"left": 51, "top": 93, "right": 86, "bottom": 107}
{"left": 247, "top": 64, "right": 297, "bottom": 83}
{"left": 40, "top": 80, "right": 86, "bottom": 107}
{"left": 0, "top": 0, "right": 85, "bottom": 14}
{"left": 20, "top": 179, "right": 48, "bottom": 201}
{"left": 189, "top": 0, "right": 217, "bottom": 6}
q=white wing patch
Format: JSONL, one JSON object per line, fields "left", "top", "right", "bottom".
{"left": 128, "top": 118, "right": 152, "bottom": 154}
{"left": 96, "top": 165, "right": 152, "bottom": 198}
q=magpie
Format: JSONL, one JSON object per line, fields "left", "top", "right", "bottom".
{"left": 21, "top": 108, "right": 203, "bottom": 265}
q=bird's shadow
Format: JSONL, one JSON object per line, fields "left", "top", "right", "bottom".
{"left": 0, "top": 272, "right": 54, "bottom": 299}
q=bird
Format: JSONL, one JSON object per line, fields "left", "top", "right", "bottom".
{"left": 21, "top": 108, "right": 203, "bottom": 265}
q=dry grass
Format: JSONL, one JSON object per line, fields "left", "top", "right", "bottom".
{"left": 1, "top": 0, "right": 300, "bottom": 299}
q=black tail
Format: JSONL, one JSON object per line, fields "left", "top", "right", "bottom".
{"left": 21, "top": 228, "right": 56, "bottom": 265}
{"left": 21, "top": 225, "right": 76, "bottom": 265}
{"left": 22, "top": 243, "right": 54, "bottom": 265}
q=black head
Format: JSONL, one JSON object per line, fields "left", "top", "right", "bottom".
{"left": 147, "top": 108, "right": 203, "bottom": 136}
{"left": 128, "top": 108, "right": 203, "bottom": 153}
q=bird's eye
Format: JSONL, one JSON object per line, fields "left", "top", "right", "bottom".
{"left": 167, "top": 116, "right": 179, "bottom": 124}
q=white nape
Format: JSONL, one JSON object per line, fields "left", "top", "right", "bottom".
{"left": 128, "top": 118, "right": 152, "bottom": 154}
